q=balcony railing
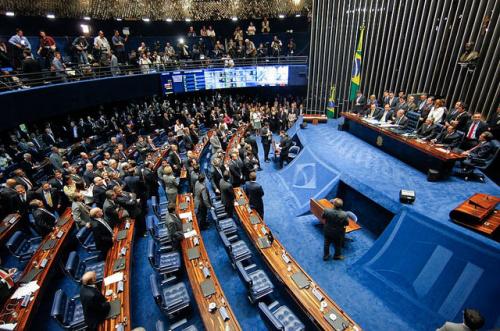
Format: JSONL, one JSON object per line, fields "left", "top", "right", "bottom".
{"left": 0, "top": 56, "right": 308, "bottom": 93}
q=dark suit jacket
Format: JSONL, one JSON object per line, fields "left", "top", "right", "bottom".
{"left": 80, "top": 284, "right": 110, "bottom": 331}
{"left": 245, "top": 136, "right": 259, "bottom": 155}
{"left": 436, "top": 131, "right": 462, "bottom": 149}
{"left": 393, "top": 115, "right": 409, "bottom": 128}
{"left": 417, "top": 124, "right": 436, "bottom": 139}
{"left": 468, "top": 141, "right": 496, "bottom": 164}
{"left": 92, "top": 185, "right": 106, "bottom": 208}
{"left": 36, "top": 188, "right": 60, "bottom": 212}
{"left": 83, "top": 170, "right": 96, "bottom": 186}
{"left": 103, "top": 199, "right": 120, "bottom": 227}
{"left": 229, "top": 159, "right": 244, "bottom": 187}
{"left": 219, "top": 179, "right": 235, "bottom": 212}
{"left": 32, "top": 208, "right": 56, "bottom": 237}
{"left": 352, "top": 95, "right": 366, "bottom": 113}
{"left": 322, "top": 208, "right": 348, "bottom": 237}
{"left": 375, "top": 110, "right": 394, "bottom": 122}
{"left": 279, "top": 137, "right": 292, "bottom": 156}
{"left": 244, "top": 181, "right": 264, "bottom": 216}
{"left": 464, "top": 120, "right": 488, "bottom": 140}
{"left": 90, "top": 218, "right": 114, "bottom": 255}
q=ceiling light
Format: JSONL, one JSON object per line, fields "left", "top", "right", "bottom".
{"left": 178, "top": 38, "right": 185, "bottom": 44}
{"left": 185, "top": 18, "right": 192, "bottom": 22}
{"left": 116, "top": 18, "right": 122, "bottom": 21}
{"left": 278, "top": 14, "right": 285, "bottom": 19}
{"left": 295, "top": 14, "right": 301, "bottom": 17}
{"left": 80, "top": 24, "right": 90, "bottom": 34}
{"left": 166, "top": 18, "right": 173, "bottom": 22}
{"left": 83, "top": 16, "right": 91, "bottom": 20}
{"left": 47, "top": 13, "right": 55, "bottom": 19}
{"left": 231, "top": 17, "right": 238, "bottom": 21}
{"left": 5, "top": 11, "right": 15, "bottom": 17}
{"left": 142, "top": 18, "right": 150, "bottom": 22}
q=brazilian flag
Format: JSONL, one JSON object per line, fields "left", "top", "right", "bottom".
{"left": 326, "top": 84, "right": 336, "bottom": 118}
{"left": 349, "top": 25, "right": 365, "bottom": 101}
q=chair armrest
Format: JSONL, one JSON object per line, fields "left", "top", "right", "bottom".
{"left": 268, "top": 300, "right": 279, "bottom": 311}
{"left": 158, "top": 245, "right": 173, "bottom": 253}
{"left": 169, "top": 318, "right": 188, "bottom": 330}
{"left": 236, "top": 261, "right": 252, "bottom": 284}
{"left": 227, "top": 234, "right": 238, "bottom": 242}
{"left": 83, "top": 254, "right": 102, "bottom": 263}
{"left": 244, "top": 263, "right": 257, "bottom": 272}
{"left": 160, "top": 275, "right": 177, "bottom": 285}
{"left": 258, "top": 302, "right": 283, "bottom": 330}
{"left": 29, "top": 236, "right": 43, "bottom": 244}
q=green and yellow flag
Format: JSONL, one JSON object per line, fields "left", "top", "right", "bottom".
{"left": 349, "top": 25, "right": 365, "bottom": 101}
{"left": 326, "top": 84, "right": 336, "bottom": 118}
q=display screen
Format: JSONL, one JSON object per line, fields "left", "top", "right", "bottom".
{"left": 161, "top": 65, "right": 290, "bottom": 94}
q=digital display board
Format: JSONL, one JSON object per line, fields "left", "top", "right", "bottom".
{"left": 161, "top": 65, "right": 293, "bottom": 95}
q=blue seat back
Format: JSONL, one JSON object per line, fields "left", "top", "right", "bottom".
{"left": 76, "top": 226, "right": 90, "bottom": 244}
{"left": 235, "top": 260, "right": 252, "bottom": 285}
{"left": 149, "top": 274, "right": 162, "bottom": 306}
{"left": 147, "top": 239, "right": 157, "bottom": 267}
{"left": 6, "top": 231, "right": 26, "bottom": 255}
{"left": 51, "top": 289, "right": 68, "bottom": 326}
{"left": 258, "top": 302, "right": 284, "bottom": 330}
{"left": 64, "top": 251, "right": 80, "bottom": 279}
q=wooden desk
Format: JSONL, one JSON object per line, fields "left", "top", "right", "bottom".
{"left": 342, "top": 113, "right": 465, "bottom": 178}
{"left": 98, "top": 219, "right": 135, "bottom": 331}
{"left": 223, "top": 126, "right": 249, "bottom": 165}
{"left": 310, "top": 199, "right": 362, "bottom": 233}
{"left": 192, "top": 130, "right": 213, "bottom": 161}
{"left": 234, "top": 188, "right": 361, "bottom": 330}
{"left": 0, "top": 214, "right": 21, "bottom": 246}
{"left": 153, "top": 147, "right": 170, "bottom": 172}
{"left": 176, "top": 194, "right": 242, "bottom": 330}
{"left": 303, "top": 114, "right": 328, "bottom": 124}
{"left": 0, "top": 209, "right": 74, "bottom": 331}
{"left": 449, "top": 193, "right": 500, "bottom": 241}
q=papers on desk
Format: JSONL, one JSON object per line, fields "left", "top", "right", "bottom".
{"left": 104, "top": 272, "right": 123, "bottom": 286}
{"left": 0, "top": 323, "right": 17, "bottom": 330}
{"left": 435, "top": 147, "right": 450, "bottom": 153}
{"left": 363, "top": 118, "right": 380, "bottom": 125}
{"left": 184, "top": 229, "right": 197, "bottom": 238}
{"left": 11, "top": 281, "right": 39, "bottom": 299}
{"left": 178, "top": 211, "right": 192, "bottom": 221}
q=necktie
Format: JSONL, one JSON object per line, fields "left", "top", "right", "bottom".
{"left": 467, "top": 122, "right": 477, "bottom": 139}
{"left": 45, "top": 192, "right": 53, "bottom": 207}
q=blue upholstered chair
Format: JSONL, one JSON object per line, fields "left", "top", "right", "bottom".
{"left": 148, "top": 239, "right": 181, "bottom": 276}
{"left": 156, "top": 319, "right": 198, "bottom": 331}
{"left": 150, "top": 274, "right": 191, "bottom": 319}
{"left": 50, "top": 289, "right": 86, "bottom": 330}
{"left": 64, "top": 251, "right": 105, "bottom": 284}
{"left": 75, "top": 226, "right": 98, "bottom": 252}
{"left": 219, "top": 231, "right": 252, "bottom": 267}
{"left": 258, "top": 301, "right": 305, "bottom": 331}
{"left": 146, "top": 215, "right": 172, "bottom": 246}
{"left": 6, "top": 231, "right": 42, "bottom": 262}
{"left": 236, "top": 260, "right": 274, "bottom": 303}
{"left": 210, "top": 209, "right": 237, "bottom": 236}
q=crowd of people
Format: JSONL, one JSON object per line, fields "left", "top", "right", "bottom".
{"left": 350, "top": 90, "right": 500, "bottom": 167}
{"left": 0, "top": 19, "right": 301, "bottom": 88}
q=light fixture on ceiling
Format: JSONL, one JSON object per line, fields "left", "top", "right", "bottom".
{"left": 166, "top": 18, "right": 173, "bottom": 22}
{"left": 83, "top": 16, "right": 91, "bottom": 20}
{"left": 278, "top": 14, "right": 285, "bottom": 19}
{"left": 116, "top": 18, "right": 122, "bottom": 21}
{"left": 295, "top": 14, "right": 301, "bottom": 17}
{"left": 5, "top": 11, "right": 15, "bottom": 17}
{"left": 231, "top": 17, "right": 238, "bottom": 21}
{"left": 185, "top": 18, "right": 192, "bottom": 22}
{"left": 47, "top": 13, "right": 56, "bottom": 19}
{"left": 178, "top": 38, "right": 185, "bottom": 44}
{"left": 80, "top": 24, "right": 90, "bottom": 34}
{"left": 142, "top": 17, "right": 150, "bottom": 22}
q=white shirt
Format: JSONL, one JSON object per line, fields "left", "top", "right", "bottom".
{"left": 427, "top": 106, "right": 445, "bottom": 124}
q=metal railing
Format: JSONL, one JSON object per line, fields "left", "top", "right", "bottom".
{"left": 0, "top": 56, "right": 308, "bottom": 93}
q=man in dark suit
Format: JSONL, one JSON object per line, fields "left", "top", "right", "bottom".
{"left": 92, "top": 177, "right": 107, "bottom": 208}
{"left": 13, "top": 169, "right": 34, "bottom": 191}
{"left": 460, "top": 132, "right": 496, "bottom": 167}
{"left": 277, "top": 109, "right": 288, "bottom": 131}
{"left": 375, "top": 104, "right": 394, "bottom": 123}
{"left": 140, "top": 161, "right": 158, "bottom": 200}
{"left": 228, "top": 151, "right": 244, "bottom": 187}
{"left": 365, "top": 104, "right": 382, "bottom": 119}
{"left": 0, "top": 179, "right": 18, "bottom": 215}
{"left": 244, "top": 172, "right": 265, "bottom": 218}
{"left": 394, "top": 97, "right": 408, "bottom": 113}
{"left": 444, "top": 101, "right": 469, "bottom": 132}
{"left": 322, "top": 198, "right": 348, "bottom": 261}
{"left": 432, "top": 125, "right": 463, "bottom": 149}
{"left": 42, "top": 128, "right": 57, "bottom": 146}
{"left": 88, "top": 207, "right": 114, "bottom": 260}
{"left": 279, "top": 131, "right": 292, "bottom": 169}
{"left": 194, "top": 174, "right": 212, "bottom": 229}
{"left": 462, "top": 113, "right": 488, "bottom": 150}
{"left": 30, "top": 199, "right": 56, "bottom": 237}
{"left": 219, "top": 171, "right": 235, "bottom": 216}
{"left": 418, "top": 97, "right": 434, "bottom": 122}
{"left": 245, "top": 132, "right": 259, "bottom": 160}
{"left": 167, "top": 144, "right": 182, "bottom": 176}
{"left": 261, "top": 123, "right": 272, "bottom": 162}
{"left": 417, "top": 118, "right": 436, "bottom": 139}
{"left": 103, "top": 190, "right": 122, "bottom": 228}
{"left": 80, "top": 271, "right": 111, "bottom": 331}
{"left": 393, "top": 109, "right": 409, "bottom": 128}
{"left": 352, "top": 91, "right": 366, "bottom": 114}
{"left": 83, "top": 163, "right": 96, "bottom": 187}
{"left": 36, "top": 182, "right": 60, "bottom": 213}
{"left": 13, "top": 184, "right": 36, "bottom": 227}
{"left": 387, "top": 92, "right": 398, "bottom": 108}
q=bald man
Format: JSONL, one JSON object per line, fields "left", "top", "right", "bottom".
{"left": 322, "top": 198, "right": 349, "bottom": 261}
{"left": 80, "top": 271, "right": 110, "bottom": 331}
{"left": 88, "top": 207, "right": 114, "bottom": 259}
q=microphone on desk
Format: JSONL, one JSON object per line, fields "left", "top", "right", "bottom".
{"left": 468, "top": 199, "right": 483, "bottom": 209}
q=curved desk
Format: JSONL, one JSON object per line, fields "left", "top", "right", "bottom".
{"left": 176, "top": 194, "right": 241, "bottom": 330}
{"left": 310, "top": 199, "right": 361, "bottom": 233}
{"left": 0, "top": 209, "right": 74, "bottom": 331}
{"left": 0, "top": 214, "right": 21, "bottom": 247}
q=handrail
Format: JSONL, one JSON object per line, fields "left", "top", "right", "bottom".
{"left": 0, "top": 56, "right": 308, "bottom": 93}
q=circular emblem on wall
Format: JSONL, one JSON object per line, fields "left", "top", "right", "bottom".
{"left": 376, "top": 135, "right": 383, "bottom": 146}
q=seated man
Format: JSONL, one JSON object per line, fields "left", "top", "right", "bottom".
{"left": 417, "top": 118, "right": 436, "bottom": 139}
{"left": 436, "top": 308, "right": 484, "bottom": 331}
{"left": 393, "top": 109, "right": 408, "bottom": 128}
{"left": 460, "top": 132, "right": 496, "bottom": 168}
{"left": 375, "top": 104, "right": 394, "bottom": 123}
{"left": 80, "top": 271, "right": 111, "bottom": 331}
{"left": 365, "top": 104, "right": 382, "bottom": 119}
{"left": 431, "top": 125, "right": 462, "bottom": 149}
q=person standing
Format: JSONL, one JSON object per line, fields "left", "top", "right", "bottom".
{"left": 244, "top": 172, "right": 264, "bottom": 218}
{"left": 261, "top": 123, "right": 272, "bottom": 162}
{"left": 278, "top": 131, "right": 292, "bottom": 169}
{"left": 219, "top": 171, "right": 235, "bottom": 216}
{"left": 322, "top": 198, "right": 348, "bottom": 261}
{"left": 80, "top": 271, "right": 111, "bottom": 331}
{"left": 194, "top": 173, "right": 212, "bottom": 229}
{"left": 88, "top": 207, "right": 114, "bottom": 260}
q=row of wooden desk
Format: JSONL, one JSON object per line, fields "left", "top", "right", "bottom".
{"left": 233, "top": 188, "right": 361, "bottom": 330}
{"left": 0, "top": 214, "right": 21, "bottom": 247}
{"left": 176, "top": 194, "right": 241, "bottom": 330}
{"left": 342, "top": 112, "right": 465, "bottom": 179}
{"left": 0, "top": 209, "right": 74, "bottom": 331}
{"left": 224, "top": 124, "right": 361, "bottom": 330}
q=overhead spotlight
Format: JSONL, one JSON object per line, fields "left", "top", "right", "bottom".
{"left": 278, "top": 14, "right": 285, "bottom": 19}
{"left": 83, "top": 16, "right": 91, "bottom": 20}
{"left": 178, "top": 38, "right": 184, "bottom": 44}
{"left": 116, "top": 18, "right": 122, "bottom": 21}
{"left": 231, "top": 17, "right": 238, "bottom": 21}
{"left": 80, "top": 24, "right": 90, "bottom": 34}
{"left": 166, "top": 18, "right": 173, "bottom": 22}
{"left": 47, "top": 13, "right": 55, "bottom": 19}
{"left": 5, "top": 11, "right": 15, "bottom": 17}
{"left": 185, "top": 18, "right": 192, "bottom": 22}
{"left": 142, "top": 18, "right": 150, "bottom": 22}
{"left": 295, "top": 14, "right": 301, "bottom": 17}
